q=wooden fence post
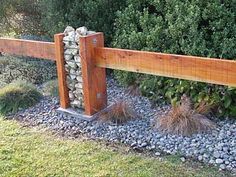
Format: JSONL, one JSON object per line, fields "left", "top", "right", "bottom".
{"left": 80, "top": 33, "right": 107, "bottom": 116}
{"left": 54, "top": 33, "right": 70, "bottom": 109}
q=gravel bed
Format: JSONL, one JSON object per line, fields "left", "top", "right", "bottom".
{"left": 8, "top": 78, "right": 236, "bottom": 173}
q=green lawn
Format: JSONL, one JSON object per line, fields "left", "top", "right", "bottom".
{"left": 0, "top": 117, "right": 231, "bottom": 177}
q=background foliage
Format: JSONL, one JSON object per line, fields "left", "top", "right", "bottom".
{"left": 112, "top": 0, "right": 236, "bottom": 118}
{"left": 0, "top": 0, "right": 43, "bottom": 36}
{"left": 40, "top": 0, "right": 127, "bottom": 44}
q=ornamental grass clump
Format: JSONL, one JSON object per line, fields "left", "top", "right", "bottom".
{"left": 0, "top": 81, "right": 42, "bottom": 115}
{"left": 42, "top": 79, "right": 59, "bottom": 97}
{"left": 126, "top": 84, "right": 142, "bottom": 96}
{"left": 97, "top": 100, "right": 138, "bottom": 124}
{"left": 154, "top": 95, "right": 216, "bottom": 136}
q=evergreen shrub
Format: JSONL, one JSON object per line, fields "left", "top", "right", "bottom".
{"left": 113, "top": 0, "right": 236, "bottom": 118}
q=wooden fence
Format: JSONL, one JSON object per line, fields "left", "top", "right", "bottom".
{"left": 0, "top": 32, "right": 236, "bottom": 117}
{"left": 0, "top": 34, "right": 69, "bottom": 110}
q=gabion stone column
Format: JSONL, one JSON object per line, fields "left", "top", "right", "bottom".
{"left": 63, "top": 26, "right": 95, "bottom": 110}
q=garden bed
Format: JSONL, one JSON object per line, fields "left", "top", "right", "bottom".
{"left": 8, "top": 77, "right": 236, "bottom": 174}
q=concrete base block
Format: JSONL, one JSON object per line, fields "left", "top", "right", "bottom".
{"left": 57, "top": 104, "right": 114, "bottom": 122}
{"left": 57, "top": 107, "right": 95, "bottom": 121}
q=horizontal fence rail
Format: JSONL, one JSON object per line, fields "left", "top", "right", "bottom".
{"left": 0, "top": 38, "right": 56, "bottom": 60}
{"left": 95, "top": 47, "right": 236, "bottom": 87}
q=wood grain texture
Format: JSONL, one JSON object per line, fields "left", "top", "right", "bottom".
{"left": 94, "top": 47, "right": 236, "bottom": 87}
{"left": 80, "top": 33, "right": 107, "bottom": 116}
{"left": 0, "top": 38, "right": 55, "bottom": 60}
{"left": 54, "top": 33, "right": 70, "bottom": 109}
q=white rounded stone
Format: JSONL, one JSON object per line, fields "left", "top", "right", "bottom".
{"left": 76, "top": 26, "right": 88, "bottom": 36}
{"left": 64, "top": 26, "right": 75, "bottom": 35}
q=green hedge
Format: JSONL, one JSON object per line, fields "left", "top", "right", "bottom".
{"left": 0, "top": 0, "right": 43, "bottom": 35}
{"left": 113, "top": 0, "right": 236, "bottom": 118}
{"left": 40, "top": 0, "right": 127, "bottom": 44}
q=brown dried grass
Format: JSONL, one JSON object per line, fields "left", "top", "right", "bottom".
{"left": 126, "top": 84, "right": 141, "bottom": 96}
{"left": 154, "top": 95, "right": 216, "bottom": 136}
{"left": 97, "top": 100, "right": 138, "bottom": 124}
